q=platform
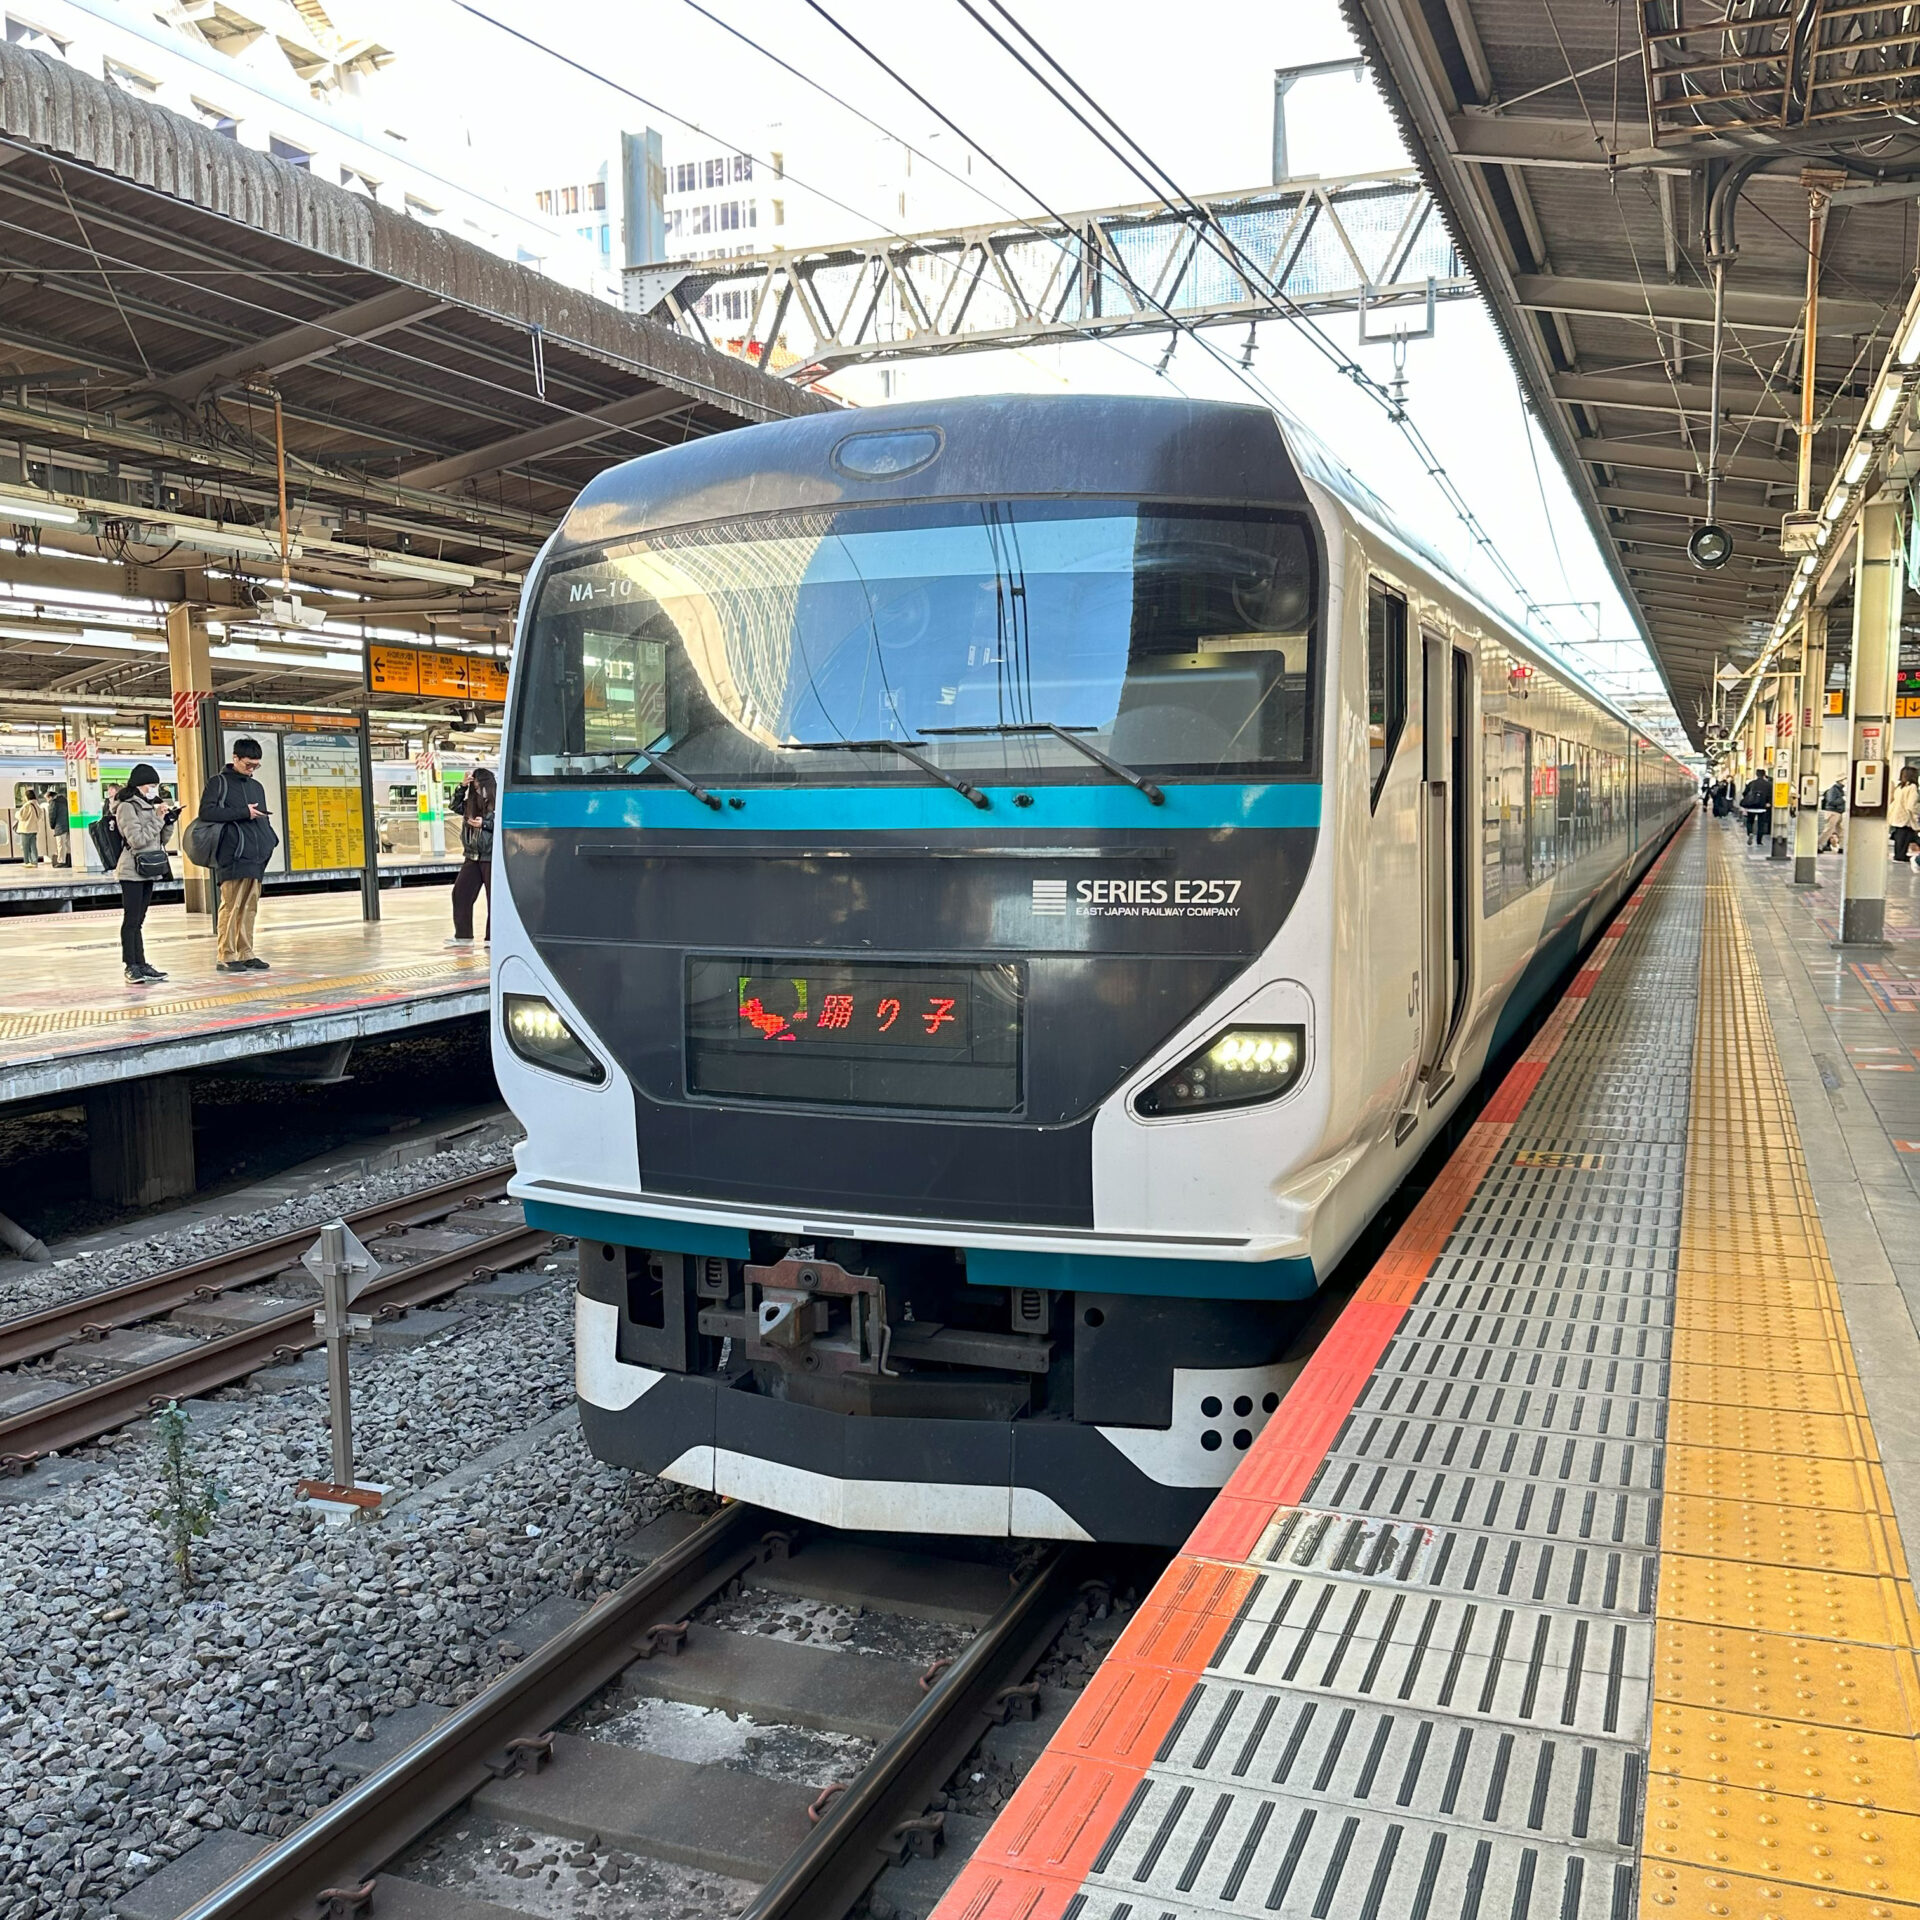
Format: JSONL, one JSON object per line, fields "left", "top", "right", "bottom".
{"left": 0, "top": 851, "right": 462, "bottom": 908}
{"left": 937, "top": 816, "right": 1920, "bottom": 1920}
{"left": 0, "top": 884, "right": 489, "bottom": 1106}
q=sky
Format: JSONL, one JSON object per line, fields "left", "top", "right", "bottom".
{"left": 374, "top": 0, "right": 1674, "bottom": 733}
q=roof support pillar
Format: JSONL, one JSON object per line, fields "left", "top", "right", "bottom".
{"left": 1839, "top": 503, "right": 1902, "bottom": 946}
{"left": 1793, "top": 609, "right": 1827, "bottom": 886}
{"left": 165, "top": 604, "right": 213, "bottom": 917}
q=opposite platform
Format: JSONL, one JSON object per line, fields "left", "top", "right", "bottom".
{"left": 935, "top": 818, "right": 1920, "bottom": 1920}
{"left": 0, "top": 885, "right": 488, "bottom": 1104}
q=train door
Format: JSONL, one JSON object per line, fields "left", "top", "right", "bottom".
{"left": 1412, "top": 632, "right": 1473, "bottom": 1105}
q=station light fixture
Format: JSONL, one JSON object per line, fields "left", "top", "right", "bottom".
{"left": 1868, "top": 376, "right": 1906, "bottom": 432}
{"left": 0, "top": 488, "right": 80, "bottom": 526}
{"left": 162, "top": 523, "right": 302, "bottom": 562}
{"left": 1823, "top": 487, "right": 1851, "bottom": 522}
{"left": 1897, "top": 304, "right": 1920, "bottom": 367}
{"left": 1135, "top": 1023, "right": 1306, "bottom": 1116}
{"left": 502, "top": 993, "right": 607, "bottom": 1084}
{"left": 1687, "top": 523, "right": 1734, "bottom": 570}
{"left": 1844, "top": 445, "right": 1874, "bottom": 486}
{"left": 367, "top": 552, "right": 477, "bottom": 589}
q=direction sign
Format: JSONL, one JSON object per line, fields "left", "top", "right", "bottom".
{"left": 302, "top": 1220, "right": 381, "bottom": 1302}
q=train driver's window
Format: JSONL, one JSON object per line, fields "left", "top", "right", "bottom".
{"left": 1366, "top": 582, "right": 1407, "bottom": 810}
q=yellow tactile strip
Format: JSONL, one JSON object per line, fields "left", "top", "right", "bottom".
{"left": 1643, "top": 829, "right": 1920, "bottom": 1917}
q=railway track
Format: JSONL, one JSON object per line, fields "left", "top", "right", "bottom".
{"left": 0, "top": 1166, "right": 513, "bottom": 1371}
{"left": 0, "top": 1204, "right": 549, "bottom": 1471}
{"left": 172, "top": 1503, "right": 1129, "bottom": 1920}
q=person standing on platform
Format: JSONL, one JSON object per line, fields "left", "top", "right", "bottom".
{"left": 114, "top": 763, "right": 177, "bottom": 986}
{"left": 1820, "top": 777, "right": 1847, "bottom": 852}
{"left": 1740, "top": 770, "right": 1772, "bottom": 847}
{"left": 446, "top": 766, "right": 495, "bottom": 948}
{"left": 1890, "top": 765, "right": 1920, "bottom": 868}
{"left": 198, "top": 737, "right": 279, "bottom": 973}
{"left": 15, "top": 788, "right": 44, "bottom": 865}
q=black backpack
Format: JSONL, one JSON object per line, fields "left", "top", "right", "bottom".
{"left": 87, "top": 789, "right": 126, "bottom": 872}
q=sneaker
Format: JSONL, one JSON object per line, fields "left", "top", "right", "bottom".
{"left": 444, "top": 937, "right": 475, "bottom": 949}
{"left": 241, "top": 956, "right": 270, "bottom": 970}
{"left": 215, "top": 960, "right": 243, "bottom": 973}
{"left": 138, "top": 963, "right": 168, "bottom": 982}
{"left": 124, "top": 965, "right": 151, "bottom": 987}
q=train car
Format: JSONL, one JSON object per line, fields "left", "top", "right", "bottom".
{"left": 492, "top": 395, "right": 1694, "bottom": 1546}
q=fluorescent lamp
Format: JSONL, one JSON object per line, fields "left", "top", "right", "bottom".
{"left": 1869, "top": 376, "right": 1905, "bottom": 432}
{"left": 1799, "top": 554, "right": 1817, "bottom": 576}
{"left": 1823, "top": 487, "right": 1850, "bottom": 521}
{"left": 0, "top": 489, "right": 80, "bottom": 526}
{"left": 163, "top": 524, "right": 303, "bottom": 562}
{"left": 1844, "top": 445, "right": 1873, "bottom": 485}
{"left": 367, "top": 552, "right": 477, "bottom": 589}
{"left": 1898, "top": 306, "right": 1920, "bottom": 366}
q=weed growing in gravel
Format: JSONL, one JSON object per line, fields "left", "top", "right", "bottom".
{"left": 148, "top": 1401, "right": 223, "bottom": 1592}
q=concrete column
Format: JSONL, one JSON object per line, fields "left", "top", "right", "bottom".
{"left": 1794, "top": 609, "right": 1827, "bottom": 885}
{"left": 166, "top": 604, "right": 214, "bottom": 916}
{"left": 86, "top": 1074, "right": 194, "bottom": 1206}
{"left": 1840, "top": 501, "right": 1902, "bottom": 945}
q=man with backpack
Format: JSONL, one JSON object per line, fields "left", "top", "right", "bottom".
{"left": 191, "top": 738, "right": 278, "bottom": 973}
{"left": 1820, "top": 777, "right": 1847, "bottom": 852}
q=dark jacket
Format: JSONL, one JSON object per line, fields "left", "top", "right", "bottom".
{"left": 198, "top": 767, "right": 279, "bottom": 879}
{"left": 1823, "top": 781, "right": 1846, "bottom": 812}
{"left": 1740, "top": 774, "right": 1772, "bottom": 812}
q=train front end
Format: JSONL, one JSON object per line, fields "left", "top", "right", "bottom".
{"left": 496, "top": 395, "right": 1332, "bottom": 1545}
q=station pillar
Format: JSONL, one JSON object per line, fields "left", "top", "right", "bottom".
{"left": 87, "top": 1074, "right": 194, "bottom": 1206}
{"left": 1771, "top": 661, "right": 1796, "bottom": 859}
{"left": 166, "top": 605, "right": 214, "bottom": 917}
{"left": 1793, "top": 609, "right": 1827, "bottom": 885}
{"left": 1839, "top": 501, "right": 1901, "bottom": 946}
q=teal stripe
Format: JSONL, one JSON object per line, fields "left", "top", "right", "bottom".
{"left": 523, "top": 1200, "right": 751, "bottom": 1258}
{"left": 503, "top": 781, "right": 1319, "bottom": 833}
{"left": 963, "top": 1245, "right": 1318, "bottom": 1301}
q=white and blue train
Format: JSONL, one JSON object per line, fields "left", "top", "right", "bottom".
{"left": 491, "top": 395, "right": 1694, "bottom": 1546}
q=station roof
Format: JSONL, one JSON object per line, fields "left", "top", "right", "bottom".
{"left": 0, "top": 40, "right": 826, "bottom": 724}
{"left": 1344, "top": 0, "right": 1920, "bottom": 743}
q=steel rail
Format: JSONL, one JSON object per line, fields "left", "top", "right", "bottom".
{"left": 0, "top": 1166, "right": 513, "bottom": 1371}
{"left": 174, "top": 1502, "right": 782, "bottom": 1920}
{"left": 0, "top": 1221, "right": 554, "bottom": 1468}
{"left": 743, "top": 1544, "right": 1086, "bottom": 1920}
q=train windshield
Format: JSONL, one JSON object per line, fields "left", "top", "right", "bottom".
{"left": 512, "top": 499, "right": 1318, "bottom": 785}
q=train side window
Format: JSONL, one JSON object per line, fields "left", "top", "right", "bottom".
{"left": 1365, "top": 582, "right": 1407, "bottom": 810}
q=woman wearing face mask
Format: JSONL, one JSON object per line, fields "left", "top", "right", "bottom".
{"left": 114, "top": 763, "right": 179, "bottom": 985}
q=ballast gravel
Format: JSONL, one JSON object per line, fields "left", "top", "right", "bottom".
{"left": 0, "top": 1131, "right": 518, "bottom": 1323}
{"left": 0, "top": 1262, "right": 688, "bottom": 1920}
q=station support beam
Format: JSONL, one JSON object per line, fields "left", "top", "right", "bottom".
{"left": 1840, "top": 502, "right": 1902, "bottom": 946}
{"left": 87, "top": 1074, "right": 194, "bottom": 1206}
{"left": 1794, "top": 609, "right": 1827, "bottom": 886}
{"left": 1771, "top": 663, "right": 1795, "bottom": 860}
{"left": 165, "top": 605, "right": 214, "bottom": 917}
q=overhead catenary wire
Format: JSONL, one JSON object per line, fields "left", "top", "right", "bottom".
{"left": 933, "top": 0, "right": 1588, "bottom": 654}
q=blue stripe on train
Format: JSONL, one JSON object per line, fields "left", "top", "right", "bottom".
{"left": 502, "top": 782, "right": 1321, "bottom": 834}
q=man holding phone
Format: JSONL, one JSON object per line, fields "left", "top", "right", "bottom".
{"left": 197, "top": 736, "right": 280, "bottom": 972}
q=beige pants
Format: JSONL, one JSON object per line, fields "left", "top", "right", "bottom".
{"left": 216, "top": 877, "right": 261, "bottom": 963}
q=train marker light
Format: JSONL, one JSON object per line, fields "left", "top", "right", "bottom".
{"left": 1687, "top": 523, "right": 1734, "bottom": 570}
{"left": 503, "top": 993, "right": 607, "bottom": 1084}
{"left": 1135, "top": 1023, "right": 1305, "bottom": 1116}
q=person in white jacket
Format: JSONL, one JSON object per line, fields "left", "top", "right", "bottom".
{"left": 1889, "top": 764, "right": 1920, "bottom": 867}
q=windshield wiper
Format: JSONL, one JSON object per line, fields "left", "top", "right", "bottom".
{"left": 786, "top": 738, "right": 991, "bottom": 810}
{"left": 919, "top": 722, "right": 1165, "bottom": 805}
{"left": 625, "top": 743, "right": 723, "bottom": 810}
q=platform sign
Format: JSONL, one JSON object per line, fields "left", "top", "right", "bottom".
{"left": 282, "top": 731, "right": 365, "bottom": 872}
{"left": 64, "top": 732, "right": 101, "bottom": 868}
{"left": 366, "top": 640, "right": 508, "bottom": 704}
{"left": 146, "top": 717, "right": 174, "bottom": 748}
{"left": 1828, "top": 690, "right": 1847, "bottom": 715}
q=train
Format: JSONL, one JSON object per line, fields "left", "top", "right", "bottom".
{"left": 490, "top": 394, "right": 1695, "bottom": 1547}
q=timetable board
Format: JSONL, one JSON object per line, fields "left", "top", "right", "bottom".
{"left": 282, "top": 732, "right": 365, "bottom": 871}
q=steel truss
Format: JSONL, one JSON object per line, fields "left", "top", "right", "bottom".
{"left": 626, "top": 170, "right": 1468, "bottom": 373}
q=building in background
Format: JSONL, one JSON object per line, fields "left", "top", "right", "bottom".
{"left": 528, "top": 130, "right": 666, "bottom": 305}
{"left": 2, "top": 0, "right": 599, "bottom": 285}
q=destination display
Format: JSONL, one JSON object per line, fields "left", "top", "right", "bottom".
{"left": 685, "top": 957, "right": 1022, "bottom": 1112}
{"left": 367, "top": 642, "right": 510, "bottom": 702}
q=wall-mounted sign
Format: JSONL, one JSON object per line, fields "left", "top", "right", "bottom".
{"left": 1827, "top": 690, "right": 1847, "bottom": 716}
{"left": 146, "top": 717, "right": 174, "bottom": 747}
{"left": 367, "top": 642, "right": 509, "bottom": 703}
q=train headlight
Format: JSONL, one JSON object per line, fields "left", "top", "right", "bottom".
{"left": 1134, "top": 1024, "right": 1305, "bottom": 1117}
{"left": 502, "top": 993, "right": 606, "bottom": 1084}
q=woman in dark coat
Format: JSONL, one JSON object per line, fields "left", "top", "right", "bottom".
{"left": 448, "top": 767, "right": 495, "bottom": 947}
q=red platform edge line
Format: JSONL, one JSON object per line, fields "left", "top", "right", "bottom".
{"left": 928, "top": 838, "right": 1677, "bottom": 1920}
